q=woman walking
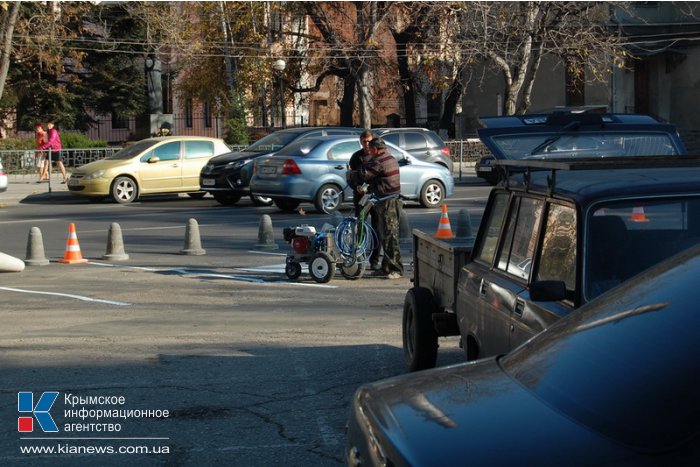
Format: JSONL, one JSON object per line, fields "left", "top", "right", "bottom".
{"left": 39, "top": 121, "right": 68, "bottom": 183}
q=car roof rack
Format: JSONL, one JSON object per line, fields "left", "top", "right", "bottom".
{"left": 495, "top": 156, "right": 700, "bottom": 195}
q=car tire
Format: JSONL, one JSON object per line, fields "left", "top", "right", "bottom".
{"left": 309, "top": 252, "right": 335, "bottom": 283}
{"left": 285, "top": 261, "right": 302, "bottom": 281}
{"left": 213, "top": 193, "right": 242, "bottom": 206}
{"left": 250, "top": 195, "right": 273, "bottom": 206}
{"left": 273, "top": 198, "right": 300, "bottom": 212}
{"left": 402, "top": 287, "right": 438, "bottom": 371}
{"left": 111, "top": 176, "right": 138, "bottom": 204}
{"left": 187, "top": 192, "right": 206, "bottom": 199}
{"left": 340, "top": 261, "right": 365, "bottom": 280}
{"left": 420, "top": 180, "right": 445, "bottom": 208}
{"left": 314, "top": 184, "right": 343, "bottom": 213}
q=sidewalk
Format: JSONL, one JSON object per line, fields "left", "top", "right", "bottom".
{"left": 0, "top": 173, "right": 72, "bottom": 206}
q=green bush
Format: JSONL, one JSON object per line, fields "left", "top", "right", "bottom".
{"left": 225, "top": 118, "right": 249, "bottom": 146}
{"left": 61, "top": 132, "right": 108, "bottom": 148}
{"left": 0, "top": 133, "right": 108, "bottom": 150}
{"left": 0, "top": 137, "right": 34, "bottom": 150}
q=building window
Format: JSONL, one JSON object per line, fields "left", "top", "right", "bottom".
{"left": 185, "top": 98, "right": 193, "bottom": 128}
{"left": 203, "top": 101, "right": 212, "bottom": 128}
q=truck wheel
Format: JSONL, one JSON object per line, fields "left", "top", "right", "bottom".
{"left": 402, "top": 287, "right": 438, "bottom": 371}
{"left": 340, "top": 261, "right": 365, "bottom": 280}
{"left": 285, "top": 261, "right": 302, "bottom": 280}
{"left": 309, "top": 252, "right": 335, "bottom": 283}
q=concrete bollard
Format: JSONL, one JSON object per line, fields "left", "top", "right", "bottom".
{"left": 456, "top": 209, "right": 474, "bottom": 239}
{"left": 102, "top": 222, "right": 130, "bottom": 261}
{"left": 0, "top": 251, "right": 25, "bottom": 273}
{"left": 180, "top": 218, "right": 206, "bottom": 255}
{"left": 25, "top": 226, "right": 50, "bottom": 266}
{"left": 254, "top": 214, "right": 279, "bottom": 250}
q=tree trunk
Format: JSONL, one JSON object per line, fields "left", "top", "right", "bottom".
{"left": 393, "top": 33, "right": 416, "bottom": 126}
{"left": 0, "top": 1, "right": 20, "bottom": 103}
{"left": 357, "top": 64, "right": 371, "bottom": 128}
{"left": 340, "top": 75, "right": 356, "bottom": 126}
{"left": 439, "top": 68, "right": 465, "bottom": 137}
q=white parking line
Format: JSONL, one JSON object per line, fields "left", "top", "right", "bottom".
{"left": 0, "top": 286, "right": 130, "bottom": 306}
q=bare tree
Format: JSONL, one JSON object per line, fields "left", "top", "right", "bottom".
{"left": 0, "top": 1, "right": 20, "bottom": 103}
{"left": 292, "top": 1, "right": 394, "bottom": 127}
{"left": 451, "top": 1, "right": 628, "bottom": 115}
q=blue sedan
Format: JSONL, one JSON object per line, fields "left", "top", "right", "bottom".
{"left": 250, "top": 136, "right": 454, "bottom": 213}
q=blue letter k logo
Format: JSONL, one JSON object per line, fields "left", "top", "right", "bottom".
{"left": 18, "top": 392, "right": 59, "bottom": 432}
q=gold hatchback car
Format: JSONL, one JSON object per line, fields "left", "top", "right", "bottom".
{"left": 68, "top": 136, "right": 231, "bottom": 203}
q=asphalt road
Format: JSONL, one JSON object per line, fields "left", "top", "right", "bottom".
{"left": 0, "top": 183, "right": 491, "bottom": 466}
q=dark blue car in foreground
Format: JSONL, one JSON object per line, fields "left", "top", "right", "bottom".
{"left": 347, "top": 241, "right": 700, "bottom": 466}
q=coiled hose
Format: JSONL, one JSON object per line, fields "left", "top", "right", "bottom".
{"left": 334, "top": 217, "right": 377, "bottom": 259}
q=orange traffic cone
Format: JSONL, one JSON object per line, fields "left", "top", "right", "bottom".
{"left": 628, "top": 206, "right": 650, "bottom": 223}
{"left": 435, "top": 204, "right": 455, "bottom": 239}
{"left": 58, "top": 223, "right": 88, "bottom": 264}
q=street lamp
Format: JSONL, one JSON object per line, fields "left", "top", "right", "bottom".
{"left": 272, "top": 59, "right": 286, "bottom": 129}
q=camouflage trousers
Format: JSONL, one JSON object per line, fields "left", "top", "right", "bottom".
{"left": 374, "top": 197, "right": 404, "bottom": 274}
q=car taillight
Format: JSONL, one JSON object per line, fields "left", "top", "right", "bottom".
{"left": 441, "top": 147, "right": 450, "bottom": 157}
{"left": 291, "top": 236, "right": 309, "bottom": 253}
{"left": 281, "top": 159, "right": 301, "bottom": 175}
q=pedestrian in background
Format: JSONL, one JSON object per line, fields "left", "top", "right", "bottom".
{"left": 35, "top": 123, "right": 48, "bottom": 181}
{"left": 362, "top": 137, "right": 404, "bottom": 279}
{"left": 39, "top": 121, "right": 68, "bottom": 184}
{"left": 347, "top": 129, "right": 382, "bottom": 269}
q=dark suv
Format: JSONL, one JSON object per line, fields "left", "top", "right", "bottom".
{"left": 373, "top": 127, "right": 452, "bottom": 172}
{"left": 475, "top": 112, "right": 687, "bottom": 184}
{"left": 200, "top": 127, "right": 363, "bottom": 205}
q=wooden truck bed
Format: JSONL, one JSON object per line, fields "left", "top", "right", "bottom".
{"left": 412, "top": 229, "right": 474, "bottom": 313}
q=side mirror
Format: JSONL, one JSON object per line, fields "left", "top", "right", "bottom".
{"left": 530, "top": 280, "right": 567, "bottom": 301}
{"left": 147, "top": 156, "right": 160, "bottom": 164}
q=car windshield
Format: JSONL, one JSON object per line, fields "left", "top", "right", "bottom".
{"left": 106, "top": 140, "right": 159, "bottom": 160}
{"left": 585, "top": 196, "right": 700, "bottom": 301}
{"left": 492, "top": 132, "right": 679, "bottom": 159}
{"left": 274, "top": 138, "right": 324, "bottom": 157}
{"left": 501, "top": 248, "right": 700, "bottom": 450}
{"left": 243, "top": 131, "right": 301, "bottom": 153}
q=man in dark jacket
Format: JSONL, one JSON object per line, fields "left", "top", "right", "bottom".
{"left": 347, "top": 130, "right": 381, "bottom": 269}
{"left": 361, "top": 137, "right": 404, "bottom": 279}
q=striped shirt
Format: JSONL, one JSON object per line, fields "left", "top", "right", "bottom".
{"left": 363, "top": 149, "right": 400, "bottom": 196}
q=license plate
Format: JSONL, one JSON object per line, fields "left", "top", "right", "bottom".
{"left": 262, "top": 166, "right": 276, "bottom": 175}
{"left": 201, "top": 178, "right": 215, "bottom": 186}
{"left": 479, "top": 166, "right": 493, "bottom": 172}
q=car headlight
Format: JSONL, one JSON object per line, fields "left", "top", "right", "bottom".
{"left": 83, "top": 170, "right": 106, "bottom": 180}
{"left": 226, "top": 160, "right": 247, "bottom": 169}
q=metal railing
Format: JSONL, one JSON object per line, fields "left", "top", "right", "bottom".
{"left": 0, "top": 148, "right": 123, "bottom": 175}
{"left": 0, "top": 140, "right": 487, "bottom": 178}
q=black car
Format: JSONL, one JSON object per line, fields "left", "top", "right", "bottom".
{"left": 475, "top": 111, "right": 687, "bottom": 184}
{"left": 199, "top": 127, "right": 363, "bottom": 205}
{"left": 347, "top": 242, "right": 700, "bottom": 466}
{"left": 373, "top": 127, "right": 452, "bottom": 172}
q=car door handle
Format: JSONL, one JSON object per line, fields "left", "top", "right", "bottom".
{"left": 334, "top": 165, "right": 345, "bottom": 170}
{"left": 514, "top": 298, "right": 525, "bottom": 316}
{"left": 479, "top": 279, "right": 487, "bottom": 298}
